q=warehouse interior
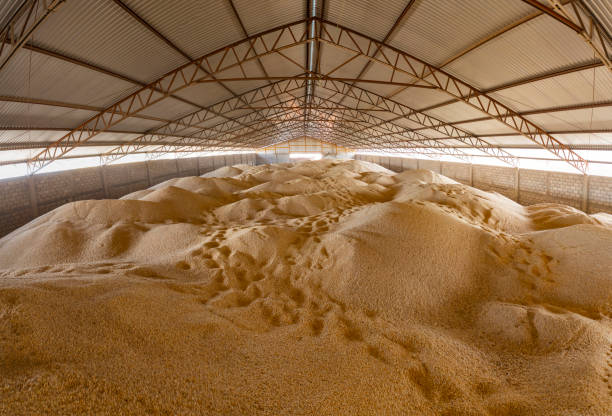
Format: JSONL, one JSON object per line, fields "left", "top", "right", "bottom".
{"left": 1, "top": 0, "right": 612, "bottom": 414}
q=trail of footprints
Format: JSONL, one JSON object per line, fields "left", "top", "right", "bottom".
{"left": 486, "top": 233, "right": 557, "bottom": 292}
{"left": 171, "top": 197, "right": 420, "bottom": 364}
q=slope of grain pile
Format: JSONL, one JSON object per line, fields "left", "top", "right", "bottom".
{"left": 1, "top": 159, "right": 611, "bottom": 415}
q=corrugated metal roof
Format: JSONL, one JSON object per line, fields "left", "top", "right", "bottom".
{"left": 318, "top": 45, "right": 369, "bottom": 79}
{"left": 0, "top": 48, "right": 139, "bottom": 108}
{"left": 489, "top": 65, "right": 612, "bottom": 112}
{"left": 172, "top": 83, "right": 235, "bottom": 108}
{"left": 554, "top": 132, "right": 612, "bottom": 146}
{"left": 445, "top": 13, "right": 596, "bottom": 90}
{"left": 109, "top": 117, "right": 165, "bottom": 133}
{"left": 478, "top": 135, "right": 534, "bottom": 147}
{"left": 32, "top": 0, "right": 188, "bottom": 84}
{"left": 583, "top": 0, "right": 612, "bottom": 46}
{"left": 0, "top": 129, "right": 66, "bottom": 145}
{"left": 453, "top": 118, "right": 516, "bottom": 135}
{"left": 0, "top": 55, "right": 137, "bottom": 114}
{"left": 394, "top": 88, "right": 451, "bottom": 112}
{"left": 422, "top": 100, "right": 485, "bottom": 123}
{"left": 123, "top": 0, "right": 245, "bottom": 59}
{"left": 390, "top": 0, "right": 534, "bottom": 66}
{"left": 232, "top": 0, "right": 305, "bottom": 35}
{"left": 0, "top": 0, "right": 23, "bottom": 30}
{"left": 0, "top": 0, "right": 610, "bottom": 168}
{"left": 326, "top": 0, "right": 409, "bottom": 41}
{"left": 138, "top": 96, "right": 200, "bottom": 120}
{"left": 525, "top": 107, "right": 612, "bottom": 131}
{"left": 0, "top": 101, "right": 96, "bottom": 130}
{"left": 257, "top": 45, "right": 306, "bottom": 77}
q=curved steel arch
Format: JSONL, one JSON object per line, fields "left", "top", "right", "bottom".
{"left": 25, "top": 17, "right": 587, "bottom": 173}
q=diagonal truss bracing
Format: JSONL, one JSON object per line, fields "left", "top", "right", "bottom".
{"left": 25, "top": 18, "right": 588, "bottom": 173}
{"left": 0, "top": 0, "right": 64, "bottom": 71}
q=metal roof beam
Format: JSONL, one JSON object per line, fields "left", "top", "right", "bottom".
{"left": 0, "top": 0, "right": 64, "bottom": 71}
{"left": 111, "top": 0, "right": 282, "bottom": 141}
{"left": 520, "top": 0, "right": 582, "bottom": 32}
{"left": 547, "top": 0, "right": 612, "bottom": 72}
{"left": 25, "top": 19, "right": 311, "bottom": 173}
{"left": 336, "top": 0, "right": 417, "bottom": 106}
{"left": 26, "top": 18, "right": 587, "bottom": 173}
{"left": 0, "top": 95, "right": 173, "bottom": 124}
{"left": 412, "top": 100, "right": 612, "bottom": 132}
{"left": 384, "top": 0, "right": 576, "bottom": 100}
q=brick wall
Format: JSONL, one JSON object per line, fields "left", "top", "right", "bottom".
{"left": 35, "top": 167, "right": 106, "bottom": 214}
{"left": 589, "top": 176, "right": 612, "bottom": 213}
{"left": 440, "top": 162, "right": 471, "bottom": 185}
{"left": 0, "top": 177, "right": 33, "bottom": 236}
{"left": 104, "top": 162, "right": 150, "bottom": 199}
{"left": 472, "top": 165, "right": 516, "bottom": 199}
{"left": 147, "top": 159, "right": 179, "bottom": 185}
{"left": 354, "top": 155, "right": 612, "bottom": 215}
{"left": 0, "top": 154, "right": 255, "bottom": 238}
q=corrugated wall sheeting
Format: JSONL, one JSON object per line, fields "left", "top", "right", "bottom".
{"left": 32, "top": 0, "right": 187, "bottom": 84}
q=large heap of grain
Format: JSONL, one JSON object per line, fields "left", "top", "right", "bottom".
{"left": 1, "top": 159, "right": 611, "bottom": 415}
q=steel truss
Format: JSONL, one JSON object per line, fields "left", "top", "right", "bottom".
{"left": 522, "top": 0, "right": 612, "bottom": 72}
{"left": 122, "top": 93, "right": 474, "bottom": 163}
{"left": 26, "top": 17, "right": 587, "bottom": 173}
{"left": 0, "top": 0, "right": 64, "bottom": 71}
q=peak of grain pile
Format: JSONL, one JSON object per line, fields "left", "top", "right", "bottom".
{"left": 1, "top": 159, "right": 611, "bottom": 415}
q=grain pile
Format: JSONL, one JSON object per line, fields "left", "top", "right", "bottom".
{"left": 0, "top": 159, "right": 611, "bottom": 415}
